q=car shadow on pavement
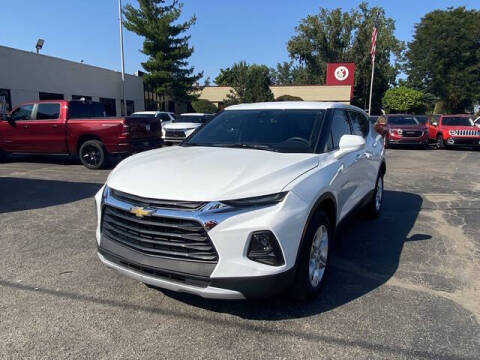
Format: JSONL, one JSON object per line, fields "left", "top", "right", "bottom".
{"left": 5, "top": 154, "right": 121, "bottom": 169}
{"left": 0, "top": 177, "right": 102, "bottom": 213}
{"left": 161, "top": 190, "right": 429, "bottom": 320}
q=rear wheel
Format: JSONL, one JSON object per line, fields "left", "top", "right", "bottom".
{"left": 79, "top": 140, "right": 106, "bottom": 169}
{"left": 292, "top": 210, "right": 331, "bottom": 300}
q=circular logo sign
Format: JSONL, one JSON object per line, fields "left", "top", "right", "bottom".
{"left": 334, "top": 66, "right": 349, "bottom": 81}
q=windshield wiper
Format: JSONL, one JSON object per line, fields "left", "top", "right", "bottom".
{"left": 213, "top": 143, "right": 280, "bottom": 152}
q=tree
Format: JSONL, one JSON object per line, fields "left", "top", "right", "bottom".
{"left": 191, "top": 99, "right": 217, "bottom": 113}
{"left": 382, "top": 87, "right": 427, "bottom": 114}
{"left": 277, "top": 2, "right": 404, "bottom": 113}
{"left": 215, "top": 61, "right": 274, "bottom": 105}
{"left": 276, "top": 95, "right": 303, "bottom": 101}
{"left": 123, "top": 0, "right": 202, "bottom": 103}
{"left": 405, "top": 7, "right": 480, "bottom": 113}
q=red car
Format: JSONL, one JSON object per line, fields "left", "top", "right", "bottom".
{"left": 429, "top": 114, "right": 480, "bottom": 149}
{"left": 0, "top": 100, "right": 162, "bottom": 169}
{"left": 375, "top": 114, "right": 429, "bottom": 148}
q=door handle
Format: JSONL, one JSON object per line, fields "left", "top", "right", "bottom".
{"left": 51, "top": 124, "right": 59, "bottom": 128}
{"left": 22, "top": 125, "right": 29, "bottom": 129}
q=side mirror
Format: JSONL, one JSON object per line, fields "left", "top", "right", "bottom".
{"left": 431, "top": 121, "right": 438, "bottom": 127}
{"left": 335, "top": 135, "right": 365, "bottom": 158}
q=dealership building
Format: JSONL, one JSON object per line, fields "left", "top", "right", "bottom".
{"left": 0, "top": 45, "right": 145, "bottom": 116}
{"left": 198, "top": 85, "right": 352, "bottom": 110}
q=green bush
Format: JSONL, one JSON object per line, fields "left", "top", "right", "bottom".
{"left": 275, "top": 95, "right": 303, "bottom": 101}
{"left": 191, "top": 99, "right": 217, "bottom": 113}
{"left": 382, "top": 87, "right": 427, "bottom": 114}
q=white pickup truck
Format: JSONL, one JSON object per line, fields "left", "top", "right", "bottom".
{"left": 95, "top": 102, "right": 385, "bottom": 299}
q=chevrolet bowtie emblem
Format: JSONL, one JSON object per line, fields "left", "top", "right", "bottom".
{"left": 130, "top": 207, "right": 153, "bottom": 218}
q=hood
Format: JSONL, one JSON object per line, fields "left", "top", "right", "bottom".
{"left": 163, "top": 122, "right": 202, "bottom": 130}
{"left": 107, "top": 146, "right": 319, "bottom": 201}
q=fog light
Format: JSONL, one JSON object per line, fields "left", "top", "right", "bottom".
{"left": 247, "top": 231, "right": 284, "bottom": 266}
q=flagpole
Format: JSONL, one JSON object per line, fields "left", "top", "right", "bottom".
{"left": 118, "top": 0, "right": 127, "bottom": 116}
{"left": 368, "top": 56, "right": 375, "bottom": 116}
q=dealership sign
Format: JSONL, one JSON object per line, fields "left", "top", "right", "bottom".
{"left": 326, "top": 63, "right": 355, "bottom": 99}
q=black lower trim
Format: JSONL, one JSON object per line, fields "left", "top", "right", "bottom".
{"left": 99, "top": 235, "right": 216, "bottom": 277}
{"left": 99, "top": 247, "right": 211, "bottom": 288}
{"left": 210, "top": 268, "right": 296, "bottom": 299}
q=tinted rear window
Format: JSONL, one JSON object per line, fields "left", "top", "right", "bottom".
{"left": 68, "top": 101, "right": 106, "bottom": 119}
{"left": 37, "top": 103, "right": 60, "bottom": 120}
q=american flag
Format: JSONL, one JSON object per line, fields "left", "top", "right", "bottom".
{"left": 369, "top": 14, "right": 379, "bottom": 63}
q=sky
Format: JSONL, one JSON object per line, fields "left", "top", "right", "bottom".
{"left": 1, "top": 0, "right": 478, "bottom": 83}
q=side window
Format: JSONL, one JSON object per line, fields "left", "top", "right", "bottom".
{"left": 159, "top": 113, "right": 170, "bottom": 121}
{"left": 349, "top": 111, "right": 369, "bottom": 137}
{"left": 11, "top": 104, "right": 34, "bottom": 121}
{"left": 330, "top": 110, "right": 352, "bottom": 149}
{"left": 36, "top": 103, "right": 60, "bottom": 120}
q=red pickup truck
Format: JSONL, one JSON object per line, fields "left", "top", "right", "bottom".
{"left": 429, "top": 114, "right": 480, "bottom": 149}
{"left": 0, "top": 100, "right": 162, "bottom": 169}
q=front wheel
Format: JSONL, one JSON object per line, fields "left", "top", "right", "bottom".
{"left": 0, "top": 149, "right": 7, "bottom": 163}
{"left": 436, "top": 134, "right": 446, "bottom": 149}
{"left": 292, "top": 210, "right": 331, "bottom": 300}
{"left": 79, "top": 140, "right": 106, "bottom": 169}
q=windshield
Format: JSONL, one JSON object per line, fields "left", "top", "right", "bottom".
{"left": 442, "top": 117, "right": 474, "bottom": 126}
{"left": 174, "top": 115, "right": 207, "bottom": 123}
{"left": 183, "top": 109, "right": 325, "bottom": 153}
{"left": 387, "top": 116, "right": 421, "bottom": 125}
{"left": 129, "top": 113, "right": 155, "bottom": 118}
{"left": 416, "top": 116, "right": 428, "bottom": 124}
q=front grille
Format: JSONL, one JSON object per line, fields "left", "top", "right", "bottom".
{"left": 165, "top": 130, "right": 186, "bottom": 138}
{"left": 111, "top": 189, "right": 206, "bottom": 210}
{"left": 402, "top": 130, "right": 423, "bottom": 137}
{"left": 101, "top": 205, "right": 218, "bottom": 262}
{"left": 454, "top": 129, "right": 480, "bottom": 137}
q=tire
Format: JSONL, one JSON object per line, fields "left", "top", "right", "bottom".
{"left": 292, "top": 210, "right": 332, "bottom": 300}
{"left": 436, "top": 134, "right": 446, "bottom": 149}
{"left": 0, "top": 149, "right": 7, "bottom": 163}
{"left": 78, "top": 140, "right": 106, "bottom": 169}
{"left": 365, "top": 175, "right": 384, "bottom": 219}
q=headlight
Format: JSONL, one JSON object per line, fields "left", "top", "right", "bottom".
{"left": 161, "top": 128, "right": 166, "bottom": 137}
{"left": 397, "top": 129, "right": 403, "bottom": 135}
{"left": 221, "top": 192, "right": 288, "bottom": 208}
{"left": 449, "top": 130, "right": 457, "bottom": 136}
{"left": 102, "top": 185, "right": 109, "bottom": 205}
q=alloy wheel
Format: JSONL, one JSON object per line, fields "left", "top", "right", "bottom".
{"left": 308, "top": 225, "right": 329, "bottom": 288}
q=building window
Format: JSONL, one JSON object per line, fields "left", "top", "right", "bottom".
{"left": 99, "top": 97, "right": 116, "bottom": 116}
{"left": 39, "top": 92, "right": 64, "bottom": 100}
{"left": 0, "top": 89, "right": 12, "bottom": 113}
{"left": 72, "top": 95, "right": 92, "bottom": 101}
{"left": 121, "top": 100, "right": 135, "bottom": 116}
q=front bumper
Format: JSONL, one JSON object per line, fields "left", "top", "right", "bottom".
{"left": 445, "top": 137, "right": 480, "bottom": 146}
{"left": 94, "top": 187, "right": 308, "bottom": 299}
{"left": 388, "top": 134, "right": 429, "bottom": 145}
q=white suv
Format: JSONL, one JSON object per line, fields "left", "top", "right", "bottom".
{"left": 162, "top": 113, "right": 214, "bottom": 144}
{"left": 95, "top": 102, "right": 385, "bottom": 300}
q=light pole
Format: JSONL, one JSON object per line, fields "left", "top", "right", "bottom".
{"left": 118, "top": 0, "right": 127, "bottom": 116}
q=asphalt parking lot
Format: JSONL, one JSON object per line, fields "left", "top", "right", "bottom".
{"left": 0, "top": 148, "right": 479, "bottom": 360}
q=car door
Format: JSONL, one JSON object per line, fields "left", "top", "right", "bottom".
{"left": 329, "top": 109, "right": 360, "bottom": 221}
{"left": 0, "top": 103, "right": 35, "bottom": 152}
{"left": 25, "top": 102, "right": 67, "bottom": 153}
{"left": 349, "top": 110, "right": 376, "bottom": 197}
